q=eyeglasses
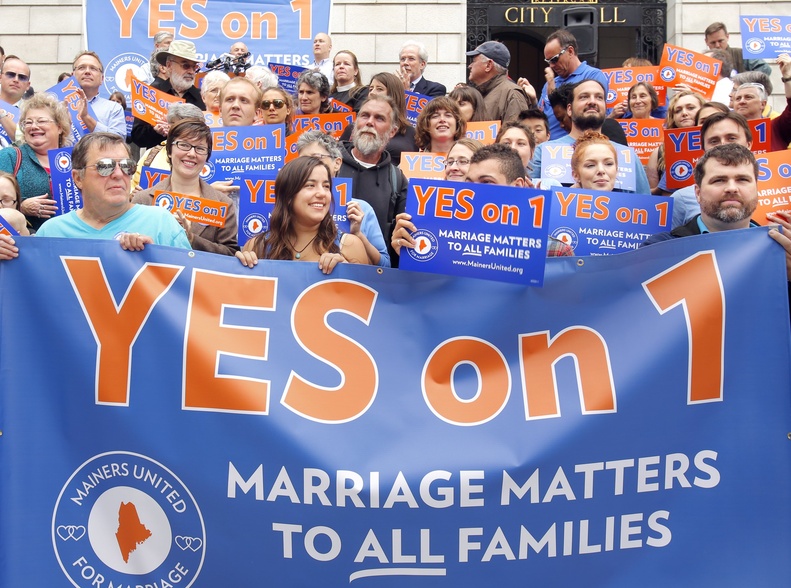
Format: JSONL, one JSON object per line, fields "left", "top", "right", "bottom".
{"left": 20, "top": 118, "right": 55, "bottom": 130}
{"left": 262, "top": 99, "right": 286, "bottom": 109}
{"left": 81, "top": 158, "right": 137, "bottom": 177}
{"left": 174, "top": 140, "right": 209, "bottom": 156}
{"left": 1, "top": 197, "right": 17, "bottom": 207}
{"left": 74, "top": 64, "right": 102, "bottom": 74}
{"left": 444, "top": 157, "right": 471, "bottom": 168}
{"left": 169, "top": 59, "right": 200, "bottom": 73}
{"left": 307, "top": 153, "right": 334, "bottom": 160}
{"left": 3, "top": 71, "right": 30, "bottom": 82}
{"left": 544, "top": 47, "right": 568, "bottom": 65}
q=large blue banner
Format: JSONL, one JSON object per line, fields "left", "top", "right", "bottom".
{"left": 84, "top": 0, "right": 332, "bottom": 98}
{"left": 1, "top": 230, "right": 791, "bottom": 586}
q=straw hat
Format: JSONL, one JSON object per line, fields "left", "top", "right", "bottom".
{"left": 156, "top": 40, "right": 200, "bottom": 66}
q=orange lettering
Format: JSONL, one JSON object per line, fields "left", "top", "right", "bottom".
{"left": 251, "top": 12, "right": 278, "bottom": 40}
{"left": 282, "top": 281, "right": 378, "bottom": 422}
{"left": 148, "top": 0, "right": 177, "bottom": 37}
{"left": 62, "top": 258, "right": 182, "bottom": 405}
{"left": 423, "top": 338, "right": 510, "bottom": 425}
{"left": 643, "top": 251, "right": 724, "bottom": 403}
{"left": 110, "top": 0, "right": 145, "bottom": 38}
{"left": 179, "top": 0, "right": 209, "bottom": 38}
{"left": 520, "top": 327, "right": 616, "bottom": 419}
{"left": 184, "top": 271, "right": 277, "bottom": 413}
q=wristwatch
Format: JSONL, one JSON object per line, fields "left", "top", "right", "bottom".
{"left": 782, "top": 75, "right": 791, "bottom": 83}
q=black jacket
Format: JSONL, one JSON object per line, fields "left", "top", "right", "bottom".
{"left": 338, "top": 142, "right": 408, "bottom": 266}
{"left": 413, "top": 77, "right": 447, "bottom": 98}
{"left": 131, "top": 78, "right": 206, "bottom": 149}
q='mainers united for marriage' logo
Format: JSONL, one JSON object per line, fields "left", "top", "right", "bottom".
{"left": 52, "top": 452, "right": 205, "bottom": 588}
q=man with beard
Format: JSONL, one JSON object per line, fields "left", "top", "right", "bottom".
{"left": 642, "top": 144, "right": 767, "bottom": 244}
{"left": 71, "top": 51, "right": 126, "bottom": 137}
{"left": 529, "top": 79, "right": 650, "bottom": 194}
{"left": 338, "top": 94, "right": 408, "bottom": 266}
{"left": 132, "top": 40, "right": 206, "bottom": 149}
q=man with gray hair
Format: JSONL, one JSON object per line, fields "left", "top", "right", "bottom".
{"left": 466, "top": 41, "right": 529, "bottom": 124}
{"left": 132, "top": 40, "right": 206, "bottom": 149}
{"left": 244, "top": 66, "right": 279, "bottom": 91}
{"left": 397, "top": 41, "right": 446, "bottom": 97}
{"left": 338, "top": 94, "right": 408, "bottom": 265}
{"left": 146, "top": 31, "right": 174, "bottom": 82}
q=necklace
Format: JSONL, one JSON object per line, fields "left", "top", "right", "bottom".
{"left": 291, "top": 234, "right": 317, "bottom": 259}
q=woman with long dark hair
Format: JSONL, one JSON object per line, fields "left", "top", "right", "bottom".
{"left": 236, "top": 157, "right": 368, "bottom": 273}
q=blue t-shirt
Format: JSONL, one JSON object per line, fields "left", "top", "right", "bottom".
{"left": 537, "top": 61, "right": 609, "bottom": 140}
{"left": 37, "top": 204, "right": 191, "bottom": 249}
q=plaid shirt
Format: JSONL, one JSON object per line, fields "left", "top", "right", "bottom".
{"left": 548, "top": 236, "right": 574, "bottom": 257}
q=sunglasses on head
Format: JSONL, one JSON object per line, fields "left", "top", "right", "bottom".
{"left": 262, "top": 99, "right": 286, "bottom": 109}
{"left": 82, "top": 158, "right": 137, "bottom": 177}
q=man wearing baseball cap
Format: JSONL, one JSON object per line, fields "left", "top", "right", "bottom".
{"left": 466, "top": 41, "right": 529, "bottom": 124}
{"left": 131, "top": 40, "right": 206, "bottom": 149}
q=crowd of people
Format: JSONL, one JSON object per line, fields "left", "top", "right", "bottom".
{"left": 0, "top": 21, "right": 790, "bottom": 280}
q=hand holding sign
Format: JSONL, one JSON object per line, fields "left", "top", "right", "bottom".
{"left": 391, "top": 212, "right": 417, "bottom": 255}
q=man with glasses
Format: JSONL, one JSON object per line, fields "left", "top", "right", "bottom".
{"left": 730, "top": 53, "right": 791, "bottom": 152}
{"left": 465, "top": 41, "right": 528, "bottom": 124}
{"left": 0, "top": 56, "right": 31, "bottom": 144}
{"left": 34, "top": 132, "right": 190, "bottom": 249}
{"left": 71, "top": 51, "right": 127, "bottom": 138}
{"left": 536, "top": 30, "right": 608, "bottom": 140}
{"left": 132, "top": 40, "right": 206, "bottom": 149}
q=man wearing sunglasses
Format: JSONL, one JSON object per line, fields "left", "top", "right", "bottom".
{"left": 0, "top": 56, "right": 31, "bottom": 143}
{"left": 536, "top": 30, "right": 608, "bottom": 141}
{"left": 71, "top": 51, "right": 127, "bottom": 138}
{"left": 33, "top": 133, "right": 190, "bottom": 250}
{"left": 132, "top": 40, "right": 206, "bottom": 149}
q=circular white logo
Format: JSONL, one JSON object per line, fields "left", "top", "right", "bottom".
{"left": 670, "top": 160, "right": 692, "bottom": 182}
{"left": 199, "top": 161, "right": 215, "bottom": 181}
{"left": 154, "top": 192, "right": 175, "bottom": 211}
{"left": 545, "top": 164, "right": 565, "bottom": 179}
{"left": 243, "top": 212, "right": 268, "bottom": 238}
{"left": 52, "top": 452, "right": 205, "bottom": 588}
{"left": 551, "top": 227, "right": 578, "bottom": 250}
{"left": 660, "top": 66, "right": 676, "bottom": 82}
{"left": 104, "top": 52, "right": 150, "bottom": 95}
{"left": 54, "top": 151, "right": 72, "bottom": 173}
{"left": 405, "top": 229, "right": 439, "bottom": 262}
{"left": 746, "top": 38, "right": 766, "bottom": 54}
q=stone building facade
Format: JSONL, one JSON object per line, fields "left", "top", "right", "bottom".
{"left": 0, "top": 0, "right": 787, "bottom": 107}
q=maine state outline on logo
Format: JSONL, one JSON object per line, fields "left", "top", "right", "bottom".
{"left": 104, "top": 53, "right": 150, "bottom": 96}
{"left": 52, "top": 451, "right": 205, "bottom": 588}
{"left": 405, "top": 228, "right": 439, "bottom": 262}
{"left": 54, "top": 151, "right": 72, "bottom": 174}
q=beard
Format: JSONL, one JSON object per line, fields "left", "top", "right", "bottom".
{"left": 170, "top": 69, "right": 194, "bottom": 93}
{"left": 700, "top": 197, "right": 757, "bottom": 224}
{"left": 572, "top": 110, "right": 605, "bottom": 132}
{"left": 352, "top": 127, "right": 388, "bottom": 156}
